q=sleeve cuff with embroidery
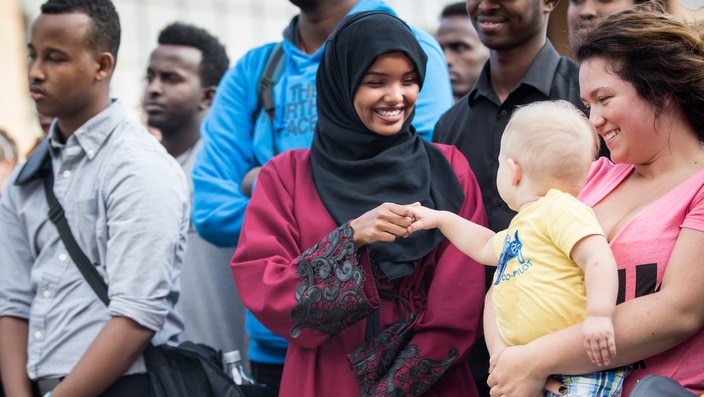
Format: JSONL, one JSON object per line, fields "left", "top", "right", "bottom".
{"left": 290, "top": 224, "right": 379, "bottom": 338}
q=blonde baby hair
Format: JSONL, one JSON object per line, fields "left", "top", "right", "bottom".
{"left": 500, "top": 100, "right": 598, "bottom": 194}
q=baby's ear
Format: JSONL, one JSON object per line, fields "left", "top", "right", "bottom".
{"left": 508, "top": 158, "right": 522, "bottom": 186}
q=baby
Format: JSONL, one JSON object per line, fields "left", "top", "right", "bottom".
{"left": 407, "top": 100, "right": 628, "bottom": 396}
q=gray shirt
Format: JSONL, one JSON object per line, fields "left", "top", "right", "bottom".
{"left": 174, "top": 138, "right": 249, "bottom": 359}
{"left": 0, "top": 100, "right": 188, "bottom": 380}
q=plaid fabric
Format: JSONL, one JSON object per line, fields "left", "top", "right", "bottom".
{"left": 549, "top": 367, "right": 630, "bottom": 397}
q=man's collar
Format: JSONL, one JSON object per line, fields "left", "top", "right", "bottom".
{"left": 520, "top": 40, "right": 561, "bottom": 96}
{"left": 468, "top": 40, "right": 562, "bottom": 103}
{"left": 14, "top": 100, "right": 125, "bottom": 186}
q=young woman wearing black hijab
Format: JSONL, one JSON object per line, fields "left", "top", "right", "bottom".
{"left": 231, "top": 11, "right": 487, "bottom": 397}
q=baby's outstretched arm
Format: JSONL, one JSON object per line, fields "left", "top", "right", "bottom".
{"left": 407, "top": 205, "right": 498, "bottom": 266}
{"left": 571, "top": 234, "right": 619, "bottom": 366}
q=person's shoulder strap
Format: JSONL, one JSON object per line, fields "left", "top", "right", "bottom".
{"left": 15, "top": 138, "right": 51, "bottom": 186}
{"left": 15, "top": 138, "right": 108, "bottom": 304}
{"left": 253, "top": 42, "right": 285, "bottom": 157}
{"left": 257, "top": 42, "right": 285, "bottom": 126}
{"left": 42, "top": 165, "right": 110, "bottom": 306}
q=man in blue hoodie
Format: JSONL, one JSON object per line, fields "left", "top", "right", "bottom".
{"left": 192, "top": 0, "right": 454, "bottom": 393}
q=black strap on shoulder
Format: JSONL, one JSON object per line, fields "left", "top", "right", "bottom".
{"left": 258, "top": 42, "right": 285, "bottom": 127}
{"left": 254, "top": 42, "right": 285, "bottom": 157}
{"left": 42, "top": 160, "right": 110, "bottom": 306}
{"left": 15, "top": 139, "right": 51, "bottom": 186}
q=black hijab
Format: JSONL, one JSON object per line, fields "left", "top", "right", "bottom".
{"left": 310, "top": 12, "right": 464, "bottom": 280}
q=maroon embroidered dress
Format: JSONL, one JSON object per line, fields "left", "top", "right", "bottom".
{"left": 232, "top": 146, "right": 487, "bottom": 396}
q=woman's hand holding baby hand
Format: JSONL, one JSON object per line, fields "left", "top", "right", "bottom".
{"left": 350, "top": 202, "right": 420, "bottom": 246}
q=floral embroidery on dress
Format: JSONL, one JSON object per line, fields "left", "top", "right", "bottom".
{"left": 290, "top": 224, "right": 374, "bottom": 338}
{"left": 377, "top": 347, "right": 457, "bottom": 397}
{"left": 349, "top": 313, "right": 458, "bottom": 396}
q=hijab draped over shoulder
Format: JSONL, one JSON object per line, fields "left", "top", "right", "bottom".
{"left": 310, "top": 11, "right": 464, "bottom": 280}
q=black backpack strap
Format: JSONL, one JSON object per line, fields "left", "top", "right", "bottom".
{"left": 254, "top": 42, "right": 285, "bottom": 158}
{"left": 257, "top": 42, "right": 285, "bottom": 127}
{"left": 42, "top": 160, "right": 110, "bottom": 306}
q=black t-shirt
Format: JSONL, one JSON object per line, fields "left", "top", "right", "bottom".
{"left": 433, "top": 41, "right": 586, "bottom": 233}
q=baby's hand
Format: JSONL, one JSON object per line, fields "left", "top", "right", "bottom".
{"left": 582, "top": 316, "right": 616, "bottom": 366}
{"left": 406, "top": 205, "right": 441, "bottom": 235}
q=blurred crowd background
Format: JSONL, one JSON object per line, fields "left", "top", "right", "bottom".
{"left": 1, "top": 0, "right": 701, "bottom": 161}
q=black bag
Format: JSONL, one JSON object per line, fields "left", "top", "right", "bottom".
{"left": 38, "top": 152, "right": 248, "bottom": 397}
{"left": 629, "top": 375, "right": 696, "bottom": 397}
{"left": 145, "top": 342, "right": 276, "bottom": 396}
{"left": 144, "top": 342, "right": 244, "bottom": 397}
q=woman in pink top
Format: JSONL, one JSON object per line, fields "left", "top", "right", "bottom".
{"left": 486, "top": 9, "right": 704, "bottom": 396}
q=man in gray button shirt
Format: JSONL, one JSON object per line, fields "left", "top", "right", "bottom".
{"left": 0, "top": 0, "right": 189, "bottom": 396}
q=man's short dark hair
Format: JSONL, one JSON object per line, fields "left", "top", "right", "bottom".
{"left": 40, "top": 0, "right": 121, "bottom": 60}
{"left": 157, "top": 22, "right": 230, "bottom": 87}
{"left": 441, "top": 2, "right": 469, "bottom": 18}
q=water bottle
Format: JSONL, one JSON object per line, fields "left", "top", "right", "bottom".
{"left": 222, "top": 350, "right": 257, "bottom": 385}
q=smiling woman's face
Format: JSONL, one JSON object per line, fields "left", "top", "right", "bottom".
{"left": 353, "top": 52, "right": 420, "bottom": 136}
{"left": 579, "top": 56, "right": 660, "bottom": 165}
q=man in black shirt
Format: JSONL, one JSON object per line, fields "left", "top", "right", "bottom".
{"left": 432, "top": 0, "right": 584, "bottom": 395}
{"left": 435, "top": 0, "right": 584, "bottom": 233}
